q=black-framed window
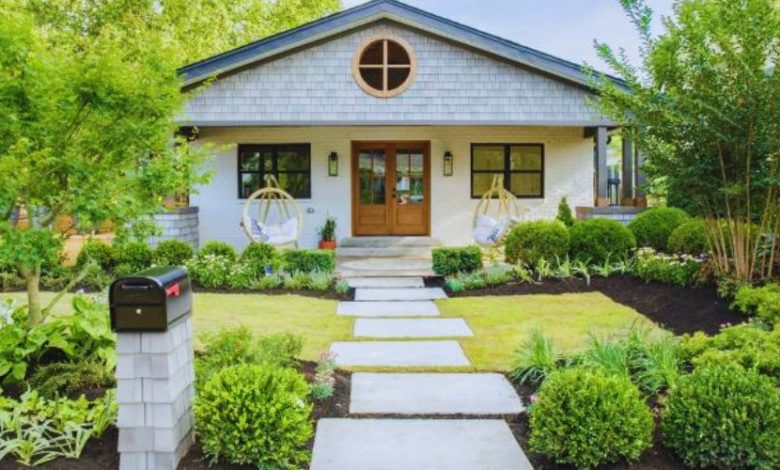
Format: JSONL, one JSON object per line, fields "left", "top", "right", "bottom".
{"left": 471, "top": 144, "right": 544, "bottom": 198}
{"left": 238, "top": 144, "right": 311, "bottom": 199}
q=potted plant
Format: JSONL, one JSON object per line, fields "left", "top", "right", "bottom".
{"left": 318, "top": 216, "right": 337, "bottom": 250}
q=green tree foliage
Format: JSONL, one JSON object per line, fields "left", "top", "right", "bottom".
{"left": 556, "top": 197, "right": 575, "bottom": 227}
{"left": 592, "top": 0, "right": 780, "bottom": 281}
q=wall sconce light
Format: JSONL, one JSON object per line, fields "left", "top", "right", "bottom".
{"left": 443, "top": 151, "right": 454, "bottom": 176}
{"left": 328, "top": 152, "right": 338, "bottom": 177}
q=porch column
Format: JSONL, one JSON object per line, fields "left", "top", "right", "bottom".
{"left": 635, "top": 151, "right": 647, "bottom": 207}
{"left": 621, "top": 135, "right": 634, "bottom": 205}
{"left": 594, "top": 126, "right": 609, "bottom": 207}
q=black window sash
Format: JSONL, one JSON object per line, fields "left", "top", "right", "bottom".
{"left": 471, "top": 144, "right": 544, "bottom": 199}
{"left": 238, "top": 144, "right": 311, "bottom": 199}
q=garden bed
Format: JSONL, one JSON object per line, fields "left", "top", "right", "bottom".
{"left": 440, "top": 275, "right": 745, "bottom": 335}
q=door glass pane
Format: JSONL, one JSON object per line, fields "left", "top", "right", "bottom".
{"left": 359, "top": 150, "right": 386, "bottom": 205}
{"left": 510, "top": 146, "right": 542, "bottom": 170}
{"left": 473, "top": 146, "right": 505, "bottom": 170}
{"left": 396, "top": 151, "right": 424, "bottom": 205}
{"left": 510, "top": 173, "right": 542, "bottom": 196}
{"left": 472, "top": 172, "right": 502, "bottom": 198}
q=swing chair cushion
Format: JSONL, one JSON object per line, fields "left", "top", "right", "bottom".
{"left": 243, "top": 216, "right": 270, "bottom": 243}
{"left": 473, "top": 214, "right": 509, "bottom": 246}
{"left": 244, "top": 216, "right": 299, "bottom": 246}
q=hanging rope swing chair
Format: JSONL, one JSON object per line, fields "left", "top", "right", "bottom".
{"left": 241, "top": 175, "right": 303, "bottom": 248}
{"left": 472, "top": 174, "right": 527, "bottom": 247}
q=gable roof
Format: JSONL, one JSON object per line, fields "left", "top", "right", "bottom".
{"left": 178, "top": 0, "right": 626, "bottom": 90}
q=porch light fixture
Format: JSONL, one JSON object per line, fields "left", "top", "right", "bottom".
{"left": 443, "top": 151, "right": 454, "bottom": 176}
{"left": 328, "top": 152, "right": 339, "bottom": 177}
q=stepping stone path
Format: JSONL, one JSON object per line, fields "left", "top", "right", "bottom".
{"left": 312, "top": 275, "right": 533, "bottom": 469}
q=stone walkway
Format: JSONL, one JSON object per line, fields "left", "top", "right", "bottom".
{"left": 311, "top": 276, "right": 532, "bottom": 470}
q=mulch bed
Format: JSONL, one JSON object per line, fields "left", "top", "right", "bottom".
{"left": 441, "top": 275, "right": 745, "bottom": 335}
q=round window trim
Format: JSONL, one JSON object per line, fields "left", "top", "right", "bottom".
{"left": 352, "top": 35, "right": 417, "bottom": 98}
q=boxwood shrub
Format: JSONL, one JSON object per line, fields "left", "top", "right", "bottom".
{"left": 732, "top": 283, "right": 780, "bottom": 326}
{"left": 282, "top": 249, "right": 335, "bottom": 273}
{"left": 628, "top": 207, "right": 690, "bottom": 251}
{"left": 668, "top": 219, "right": 710, "bottom": 255}
{"left": 153, "top": 240, "right": 194, "bottom": 267}
{"left": 505, "top": 220, "right": 570, "bottom": 266}
{"left": 76, "top": 241, "right": 116, "bottom": 270}
{"left": 432, "top": 246, "right": 483, "bottom": 275}
{"left": 529, "top": 367, "right": 653, "bottom": 468}
{"left": 114, "top": 241, "right": 153, "bottom": 274}
{"left": 240, "top": 243, "right": 281, "bottom": 275}
{"left": 199, "top": 241, "right": 237, "bottom": 262}
{"left": 195, "top": 364, "right": 312, "bottom": 468}
{"left": 662, "top": 364, "right": 780, "bottom": 469}
{"left": 569, "top": 218, "right": 636, "bottom": 264}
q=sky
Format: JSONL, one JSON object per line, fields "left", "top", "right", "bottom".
{"left": 341, "top": 0, "right": 675, "bottom": 71}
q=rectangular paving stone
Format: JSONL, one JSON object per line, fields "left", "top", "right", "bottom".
{"left": 310, "top": 419, "right": 532, "bottom": 470}
{"left": 350, "top": 373, "right": 524, "bottom": 415}
{"left": 354, "top": 318, "right": 473, "bottom": 338}
{"left": 346, "top": 277, "right": 425, "bottom": 288}
{"left": 337, "top": 301, "right": 440, "bottom": 317}
{"left": 355, "top": 287, "right": 447, "bottom": 301}
{"left": 330, "top": 341, "right": 469, "bottom": 367}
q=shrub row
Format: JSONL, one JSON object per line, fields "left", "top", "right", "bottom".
{"left": 432, "top": 245, "right": 483, "bottom": 275}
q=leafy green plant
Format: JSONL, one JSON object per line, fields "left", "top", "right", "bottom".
{"left": 483, "top": 264, "right": 513, "bottom": 286}
{"left": 240, "top": 243, "right": 280, "bottom": 276}
{"left": 510, "top": 329, "right": 559, "bottom": 385}
{"left": 513, "top": 265, "right": 535, "bottom": 284}
{"left": 552, "top": 256, "right": 574, "bottom": 280}
{"left": 187, "top": 254, "right": 232, "bottom": 288}
{"left": 533, "top": 258, "right": 555, "bottom": 281}
{"left": 432, "top": 246, "right": 483, "bottom": 276}
{"left": 556, "top": 196, "right": 575, "bottom": 227}
{"left": 283, "top": 271, "right": 312, "bottom": 290}
{"left": 505, "top": 220, "right": 570, "bottom": 266}
{"left": 628, "top": 208, "right": 690, "bottom": 252}
{"left": 310, "top": 351, "right": 336, "bottom": 400}
{"left": 75, "top": 241, "right": 116, "bottom": 271}
{"left": 732, "top": 283, "right": 780, "bottom": 325}
{"left": 445, "top": 277, "right": 465, "bottom": 293}
{"left": 194, "top": 364, "right": 312, "bottom": 468}
{"left": 226, "top": 263, "right": 257, "bottom": 289}
{"left": 633, "top": 247, "right": 704, "bottom": 286}
{"left": 529, "top": 368, "right": 653, "bottom": 468}
{"left": 153, "top": 240, "right": 194, "bottom": 266}
{"left": 256, "top": 273, "right": 285, "bottom": 290}
{"left": 569, "top": 218, "right": 636, "bottom": 264}
{"left": 281, "top": 249, "right": 335, "bottom": 274}
{"left": 308, "top": 271, "right": 333, "bottom": 291}
{"left": 317, "top": 216, "right": 337, "bottom": 242}
{"left": 27, "top": 361, "right": 114, "bottom": 399}
{"left": 114, "top": 241, "right": 154, "bottom": 273}
{"left": 199, "top": 241, "right": 237, "bottom": 262}
{"left": 334, "top": 280, "right": 350, "bottom": 296}
{"left": 577, "top": 333, "right": 632, "bottom": 377}
{"left": 632, "top": 334, "right": 681, "bottom": 393}
{"left": 668, "top": 219, "right": 710, "bottom": 255}
{"left": 571, "top": 260, "right": 591, "bottom": 285}
{"left": 662, "top": 364, "right": 780, "bottom": 469}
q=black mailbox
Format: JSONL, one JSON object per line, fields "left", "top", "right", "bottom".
{"left": 109, "top": 267, "right": 192, "bottom": 332}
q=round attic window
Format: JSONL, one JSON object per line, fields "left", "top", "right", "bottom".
{"left": 353, "top": 36, "right": 416, "bottom": 98}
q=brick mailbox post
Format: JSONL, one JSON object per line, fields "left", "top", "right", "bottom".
{"left": 110, "top": 267, "right": 196, "bottom": 470}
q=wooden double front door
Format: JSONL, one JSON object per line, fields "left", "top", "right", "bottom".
{"left": 351, "top": 141, "right": 431, "bottom": 236}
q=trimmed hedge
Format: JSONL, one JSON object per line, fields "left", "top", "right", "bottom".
{"left": 662, "top": 364, "right": 780, "bottom": 469}
{"left": 668, "top": 219, "right": 710, "bottom": 255}
{"left": 199, "top": 241, "right": 237, "bottom": 262}
{"left": 628, "top": 207, "right": 690, "bottom": 252}
{"left": 282, "top": 249, "right": 335, "bottom": 273}
{"left": 153, "top": 240, "right": 194, "bottom": 266}
{"left": 114, "top": 241, "right": 153, "bottom": 273}
{"left": 505, "top": 220, "right": 570, "bottom": 266}
{"left": 569, "top": 218, "right": 636, "bottom": 264}
{"left": 240, "top": 244, "right": 281, "bottom": 275}
{"left": 432, "top": 246, "right": 483, "bottom": 275}
{"left": 529, "top": 368, "right": 653, "bottom": 468}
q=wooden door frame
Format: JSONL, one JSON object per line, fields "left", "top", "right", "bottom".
{"left": 351, "top": 141, "right": 431, "bottom": 236}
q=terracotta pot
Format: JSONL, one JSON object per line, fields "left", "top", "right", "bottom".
{"left": 318, "top": 240, "right": 337, "bottom": 250}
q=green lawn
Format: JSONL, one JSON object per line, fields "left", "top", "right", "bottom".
{"left": 437, "top": 292, "right": 665, "bottom": 371}
{"left": 3, "top": 290, "right": 664, "bottom": 371}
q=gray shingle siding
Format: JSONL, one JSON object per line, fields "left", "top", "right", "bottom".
{"left": 181, "top": 24, "right": 611, "bottom": 126}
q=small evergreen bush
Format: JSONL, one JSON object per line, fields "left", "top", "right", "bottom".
{"left": 628, "top": 207, "right": 690, "bottom": 251}
{"left": 199, "top": 241, "right": 237, "bottom": 262}
{"left": 569, "top": 218, "right": 636, "bottom": 264}
{"left": 153, "top": 240, "right": 194, "bottom": 266}
{"left": 114, "top": 241, "right": 153, "bottom": 273}
{"left": 240, "top": 243, "right": 280, "bottom": 275}
{"left": 668, "top": 219, "right": 710, "bottom": 255}
{"left": 76, "top": 241, "right": 116, "bottom": 270}
{"left": 732, "top": 283, "right": 780, "bottom": 325}
{"left": 529, "top": 368, "right": 653, "bottom": 468}
{"left": 505, "top": 220, "right": 570, "bottom": 266}
{"left": 281, "top": 249, "right": 335, "bottom": 273}
{"left": 195, "top": 364, "right": 312, "bottom": 468}
{"left": 432, "top": 246, "right": 483, "bottom": 275}
{"left": 556, "top": 196, "right": 576, "bottom": 227}
{"left": 662, "top": 364, "right": 780, "bottom": 469}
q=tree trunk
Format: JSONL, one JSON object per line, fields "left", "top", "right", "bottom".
{"left": 24, "top": 266, "right": 43, "bottom": 327}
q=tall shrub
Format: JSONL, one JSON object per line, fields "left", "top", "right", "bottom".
{"left": 628, "top": 208, "right": 689, "bottom": 252}
{"left": 569, "top": 218, "right": 636, "bottom": 264}
{"left": 505, "top": 220, "right": 570, "bottom": 266}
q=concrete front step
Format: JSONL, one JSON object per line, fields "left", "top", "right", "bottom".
{"left": 340, "top": 236, "right": 441, "bottom": 248}
{"left": 354, "top": 287, "right": 447, "bottom": 301}
{"left": 330, "top": 341, "right": 469, "bottom": 367}
{"left": 337, "top": 246, "right": 433, "bottom": 258}
{"left": 345, "top": 277, "right": 425, "bottom": 289}
{"left": 354, "top": 318, "right": 472, "bottom": 338}
{"left": 350, "top": 373, "right": 524, "bottom": 415}
{"left": 310, "top": 419, "right": 533, "bottom": 470}
{"left": 337, "top": 301, "right": 440, "bottom": 317}
{"left": 336, "top": 257, "right": 435, "bottom": 278}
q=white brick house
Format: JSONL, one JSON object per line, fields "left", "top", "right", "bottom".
{"left": 178, "top": 0, "right": 643, "bottom": 250}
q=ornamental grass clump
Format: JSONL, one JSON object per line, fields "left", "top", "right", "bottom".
{"left": 194, "top": 364, "right": 313, "bottom": 469}
{"left": 662, "top": 364, "right": 780, "bottom": 470}
{"left": 529, "top": 368, "right": 653, "bottom": 468}
{"left": 510, "top": 329, "right": 559, "bottom": 385}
